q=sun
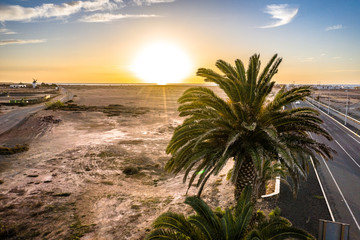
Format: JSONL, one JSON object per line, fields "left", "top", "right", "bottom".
{"left": 130, "top": 41, "right": 193, "bottom": 85}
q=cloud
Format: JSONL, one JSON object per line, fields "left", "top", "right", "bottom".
{"left": 325, "top": 24, "right": 343, "bottom": 31}
{"left": 80, "top": 13, "right": 157, "bottom": 22}
{"left": 0, "top": 0, "right": 118, "bottom": 22}
{"left": 0, "top": 0, "right": 176, "bottom": 22}
{"left": 329, "top": 69, "right": 360, "bottom": 73}
{"left": 260, "top": 4, "right": 298, "bottom": 28}
{"left": 132, "top": 0, "right": 175, "bottom": 6}
{"left": 299, "top": 54, "right": 343, "bottom": 63}
{"left": 299, "top": 53, "right": 329, "bottom": 62}
{"left": 300, "top": 57, "right": 315, "bottom": 62}
{"left": 147, "top": 0, "right": 175, "bottom": 2}
{"left": 0, "top": 39, "right": 46, "bottom": 46}
{"left": 0, "top": 28, "right": 16, "bottom": 34}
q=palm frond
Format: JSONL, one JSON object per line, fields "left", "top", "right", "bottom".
{"left": 165, "top": 54, "right": 334, "bottom": 200}
{"left": 186, "top": 196, "right": 223, "bottom": 239}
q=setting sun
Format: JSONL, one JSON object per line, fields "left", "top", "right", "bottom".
{"left": 130, "top": 42, "right": 193, "bottom": 85}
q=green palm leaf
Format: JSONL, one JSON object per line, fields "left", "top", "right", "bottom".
{"left": 166, "top": 54, "right": 334, "bottom": 200}
{"left": 146, "top": 187, "right": 315, "bottom": 240}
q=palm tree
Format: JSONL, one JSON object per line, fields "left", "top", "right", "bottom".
{"left": 165, "top": 54, "right": 333, "bottom": 199}
{"left": 146, "top": 187, "right": 315, "bottom": 240}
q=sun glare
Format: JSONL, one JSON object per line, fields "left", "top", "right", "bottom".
{"left": 131, "top": 42, "right": 193, "bottom": 85}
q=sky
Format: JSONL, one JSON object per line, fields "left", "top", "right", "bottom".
{"left": 0, "top": 0, "right": 359, "bottom": 85}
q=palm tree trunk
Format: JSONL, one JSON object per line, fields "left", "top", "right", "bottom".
{"left": 234, "top": 159, "right": 257, "bottom": 201}
{"left": 254, "top": 178, "right": 266, "bottom": 199}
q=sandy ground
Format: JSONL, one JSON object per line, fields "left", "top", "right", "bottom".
{"left": 0, "top": 85, "right": 249, "bottom": 240}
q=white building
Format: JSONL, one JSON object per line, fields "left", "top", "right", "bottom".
{"left": 10, "top": 84, "right": 26, "bottom": 88}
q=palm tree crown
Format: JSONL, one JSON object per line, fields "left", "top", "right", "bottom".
{"left": 165, "top": 54, "right": 334, "bottom": 199}
{"left": 146, "top": 187, "right": 315, "bottom": 240}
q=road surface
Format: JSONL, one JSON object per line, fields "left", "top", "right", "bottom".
{"left": 0, "top": 87, "right": 72, "bottom": 136}
{"left": 298, "top": 100, "right": 360, "bottom": 239}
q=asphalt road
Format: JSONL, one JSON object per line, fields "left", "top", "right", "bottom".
{"left": 298, "top": 100, "right": 360, "bottom": 239}
{"left": 0, "top": 87, "right": 72, "bottom": 136}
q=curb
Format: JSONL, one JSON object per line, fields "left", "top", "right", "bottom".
{"left": 261, "top": 176, "right": 280, "bottom": 198}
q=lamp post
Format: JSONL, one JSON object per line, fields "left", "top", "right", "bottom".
{"left": 344, "top": 90, "right": 349, "bottom": 125}
{"left": 327, "top": 92, "right": 330, "bottom": 114}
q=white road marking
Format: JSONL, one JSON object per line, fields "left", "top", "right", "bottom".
{"left": 319, "top": 153, "right": 360, "bottom": 231}
{"left": 303, "top": 105, "right": 335, "bottom": 221}
{"left": 335, "top": 140, "right": 360, "bottom": 168}
{"left": 310, "top": 155, "right": 335, "bottom": 221}
{"left": 303, "top": 102, "right": 360, "bottom": 233}
{"left": 309, "top": 133, "right": 360, "bottom": 231}
{"left": 348, "top": 133, "right": 360, "bottom": 145}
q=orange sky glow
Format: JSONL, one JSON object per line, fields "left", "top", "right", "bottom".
{"left": 0, "top": 0, "right": 359, "bottom": 85}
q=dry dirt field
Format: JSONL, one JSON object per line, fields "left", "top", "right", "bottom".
{"left": 0, "top": 85, "right": 246, "bottom": 240}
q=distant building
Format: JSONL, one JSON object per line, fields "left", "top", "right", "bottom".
{"left": 9, "top": 84, "right": 26, "bottom": 88}
{"left": 312, "top": 85, "right": 354, "bottom": 90}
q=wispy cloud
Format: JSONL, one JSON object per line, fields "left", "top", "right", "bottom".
{"left": 132, "top": 0, "right": 175, "bottom": 6}
{"left": 80, "top": 13, "right": 158, "bottom": 22}
{"left": 0, "top": 0, "right": 175, "bottom": 22}
{"left": 299, "top": 54, "right": 343, "bottom": 63}
{"left": 260, "top": 4, "right": 298, "bottom": 28}
{"left": 325, "top": 24, "right": 343, "bottom": 31}
{"left": 0, "top": 0, "right": 119, "bottom": 22}
{"left": 300, "top": 57, "right": 315, "bottom": 62}
{"left": 0, "top": 28, "right": 17, "bottom": 34}
{"left": 0, "top": 39, "right": 46, "bottom": 46}
{"left": 328, "top": 69, "right": 360, "bottom": 73}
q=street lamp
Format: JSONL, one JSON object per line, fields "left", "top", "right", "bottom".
{"left": 344, "top": 90, "right": 349, "bottom": 125}
{"left": 327, "top": 92, "right": 330, "bottom": 114}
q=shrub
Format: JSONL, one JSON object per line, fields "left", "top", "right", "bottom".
{"left": 123, "top": 166, "right": 139, "bottom": 175}
{"left": 0, "top": 144, "right": 29, "bottom": 155}
{"left": 45, "top": 100, "right": 64, "bottom": 110}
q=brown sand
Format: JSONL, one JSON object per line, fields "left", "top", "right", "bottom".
{"left": 0, "top": 85, "right": 240, "bottom": 240}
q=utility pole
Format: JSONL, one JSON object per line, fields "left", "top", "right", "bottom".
{"left": 327, "top": 92, "right": 330, "bottom": 114}
{"left": 344, "top": 90, "right": 349, "bottom": 125}
{"left": 318, "top": 81, "right": 321, "bottom": 108}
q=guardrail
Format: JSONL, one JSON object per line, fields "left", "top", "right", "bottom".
{"left": 307, "top": 97, "right": 360, "bottom": 124}
{"left": 306, "top": 97, "right": 360, "bottom": 136}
